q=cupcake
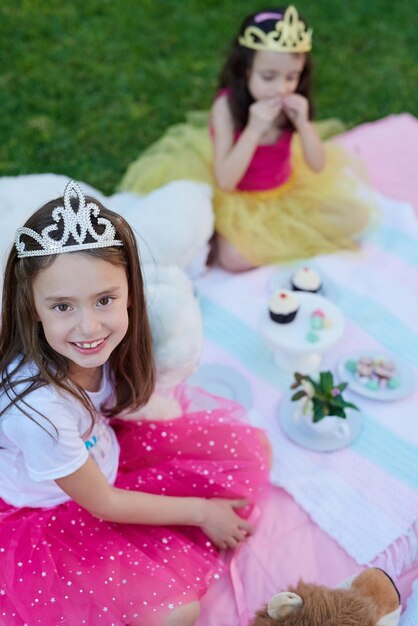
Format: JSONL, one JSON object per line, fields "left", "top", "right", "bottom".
{"left": 291, "top": 266, "right": 322, "bottom": 293}
{"left": 269, "top": 289, "right": 299, "bottom": 324}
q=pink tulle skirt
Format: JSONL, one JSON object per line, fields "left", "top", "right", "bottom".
{"left": 0, "top": 388, "right": 270, "bottom": 625}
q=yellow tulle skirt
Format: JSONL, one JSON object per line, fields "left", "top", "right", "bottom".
{"left": 119, "top": 114, "right": 378, "bottom": 266}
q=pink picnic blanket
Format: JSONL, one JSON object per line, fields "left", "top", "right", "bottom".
{"left": 339, "top": 113, "right": 418, "bottom": 213}
{"left": 196, "top": 114, "right": 418, "bottom": 626}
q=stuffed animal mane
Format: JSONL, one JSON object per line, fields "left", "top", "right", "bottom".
{"left": 251, "top": 569, "right": 401, "bottom": 626}
{"left": 254, "top": 582, "right": 376, "bottom": 625}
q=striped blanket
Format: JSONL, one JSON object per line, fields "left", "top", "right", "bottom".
{"left": 402, "top": 578, "right": 418, "bottom": 625}
{"left": 194, "top": 192, "right": 418, "bottom": 577}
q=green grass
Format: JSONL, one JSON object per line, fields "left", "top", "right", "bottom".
{"left": 0, "top": 0, "right": 416, "bottom": 194}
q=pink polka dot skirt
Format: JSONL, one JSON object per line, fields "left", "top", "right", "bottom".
{"left": 0, "top": 388, "right": 270, "bottom": 625}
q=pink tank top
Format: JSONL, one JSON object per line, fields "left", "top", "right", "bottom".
{"left": 211, "top": 90, "right": 293, "bottom": 192}
{"left": 235, "top": 130, "right": 293, "bottom": 191}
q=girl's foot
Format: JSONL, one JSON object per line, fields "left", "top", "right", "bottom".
{"left": 163, "top": 601, "right": 200, "bottom": 626}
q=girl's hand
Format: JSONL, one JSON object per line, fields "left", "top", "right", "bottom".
{"left": 248, "top": 97, "right": 283, "bottom": 138}
{"left": 283, "top": 93, "right": 309, "bottom": 128}
{"left": 201, "top": 498, "right": 253, "bottom": 550}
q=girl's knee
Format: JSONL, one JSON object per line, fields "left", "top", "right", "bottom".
{"left": 162, "top": 600, "right": 201, "bottom": 626}
{"left": 262, "top": 436, "right": 274, "bottom": 470}
{"left": 217, "top": 235, "right": 254, "bottom": 272}
{"left": 128, "top": 601, "right": 200, "bottom": 626}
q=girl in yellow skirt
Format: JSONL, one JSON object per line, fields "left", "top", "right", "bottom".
{"left": 120, "top": 6, "right": 376, "bottom": 271}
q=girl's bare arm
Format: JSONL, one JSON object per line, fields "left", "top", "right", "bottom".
{"left": 212, "top": 95, "right": 258, "bottom": 190}
{"left": 283, "top": 94, "right": 326, "bottom": 172}
{"left": 296, "top": 120, "right": 326, "bottom": 171}
{"left": 212, "top": 94, "right": 281, "bottom": 190}
{"left": 55, "top": 456, "right": 252, "bottom": 549}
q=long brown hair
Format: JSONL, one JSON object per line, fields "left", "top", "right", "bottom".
{"left": 0, "top": 195, "right": 155, "bottom": 432}
{"left": 218, "top": 6, "right": 314, "bottom": 131}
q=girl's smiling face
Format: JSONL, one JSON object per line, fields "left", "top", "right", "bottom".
{"left": 247, "top": 50, "right": 305, "bottom": 101}
{"left": 32, "top": 252, "right": 130, "bottom": 389}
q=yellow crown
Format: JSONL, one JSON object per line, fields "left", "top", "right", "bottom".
{"left": 238, "top": 6, "right": 312, "bottom": 53}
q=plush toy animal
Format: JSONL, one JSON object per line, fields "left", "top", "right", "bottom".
{"left": 251, "top": 568, "right": 401, "bottom": 626}
{"left": 133, "top": 263, "right": 203, "bottom": 420}
{"left": 110, "top": 180, "right": 214, "bottom": 277}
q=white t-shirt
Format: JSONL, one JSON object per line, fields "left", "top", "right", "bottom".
{"left": 0, "top": 361, "right": 120, "bottom": 508}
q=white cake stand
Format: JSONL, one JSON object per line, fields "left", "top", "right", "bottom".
{"left": 258, "top": 292, "right": 345, "bottom": 373}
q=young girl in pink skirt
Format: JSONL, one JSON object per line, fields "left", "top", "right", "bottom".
{"left": 0, "top": 180, "right": 270, "bottom": 626}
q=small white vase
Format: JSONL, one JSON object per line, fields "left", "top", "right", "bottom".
{"left": 294, "top": 402, "right": 350, "bottom": 440}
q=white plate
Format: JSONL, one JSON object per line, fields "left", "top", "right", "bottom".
{"left": 337, "top": 351, "right": 415, "bottom": 401}
{"left": 187, "top": 364, "right": 253, "bottom": 408}
{"left": 268, "top": 263, "right": 340, "bottom": 303}
{"left": 279, "top": 395, "right": 364, "bottom": 451}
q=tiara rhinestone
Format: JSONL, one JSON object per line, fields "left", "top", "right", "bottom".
{"left": 239, "top": 5, "right": 312, "bottom": 53}
{"left": 15, "top": 180, "right": 123, "bottom": 258}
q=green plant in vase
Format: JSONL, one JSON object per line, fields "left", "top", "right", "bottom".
{"left": 290, "top": 371, "right": 358, "bottom": 423}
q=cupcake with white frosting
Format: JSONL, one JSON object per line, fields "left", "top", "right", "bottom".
{"left": 291, "top": 266, "right": 322, "bottom": 293}
{"left": 269, "top": 289, "right": 299, "bottom": 324}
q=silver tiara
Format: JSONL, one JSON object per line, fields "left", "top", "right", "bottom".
{"left": 15, "top": 180, "right": 123, "bottom": 258}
